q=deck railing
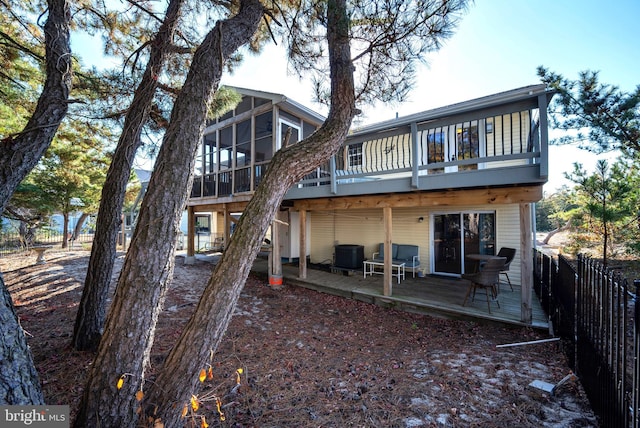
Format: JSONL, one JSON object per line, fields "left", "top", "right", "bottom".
{"left": 291, "top": 106, "right": 544, "bottom": 197}
{"left": 190, "top": 88, "right": 551, "bottom": 201}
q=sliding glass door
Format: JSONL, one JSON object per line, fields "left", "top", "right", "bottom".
{"left": 432, "top": 212, "right": 495, "bottom": 276}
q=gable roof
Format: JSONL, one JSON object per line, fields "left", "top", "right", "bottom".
{"left": 225, "top": 86, "right": 326, "bottom": 124}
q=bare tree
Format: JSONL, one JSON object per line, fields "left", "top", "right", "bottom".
{"left": 0, "top": 0, "right": 72, "bottom": 404}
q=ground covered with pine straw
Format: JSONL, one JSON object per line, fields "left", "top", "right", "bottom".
{"left": 2, "top": 249, "right": 597, "bottom": 427}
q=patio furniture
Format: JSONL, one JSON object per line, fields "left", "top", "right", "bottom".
{"left": 363, "top": 260, "right": 405, "bottom": 283}
{"left": 465, "top": 253, "right": 503, "bottom": 273}
{"left": 461, "top": 256, "right": 506, "bottom": 313}
{"left": 372, "top": 243, "right": 420, "bottom": 277}
{"left": 496, "top": 247, "right": 516, "bottom": 291}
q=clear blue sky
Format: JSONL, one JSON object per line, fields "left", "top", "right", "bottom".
{"left": 221, "top": 0, "right": 640, "bottom": 192}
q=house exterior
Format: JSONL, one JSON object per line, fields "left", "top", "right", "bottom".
{"left": 185, "top": 85, "right": 554, "bottom": 324}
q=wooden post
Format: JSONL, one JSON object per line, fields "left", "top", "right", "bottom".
{"left": 223, "top": 206, "right": 231, "bottom": 247}
{"left": 520, "top": 203, "right": 533, "bottom": 324}
{"left": 185, "top": 206, "right": 195, "bottom": 264}
{"left": 299, "top": 210, "right": 307, "bottom": 279}
{"left": 121, "top": 215, "right": 126, "bottom": 251}
{"left": 272, "top": 215, "right": 281, "bottom": 277}
{"left": 383, "top": 206, "right": 392, "bottom": 297}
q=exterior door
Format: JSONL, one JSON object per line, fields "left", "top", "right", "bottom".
{"left": 432, "top": 212, "right": 496, "bottom": 276}
{"left": 433, "top": 214, "right": 462, "bottom": 275}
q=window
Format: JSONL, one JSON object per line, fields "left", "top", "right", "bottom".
{"left": 235, "top": 96, "right": 252, "bottom": 115}
{"left": 420, "top": 129, "right": 446, "bottom": 174}
{"left": 255, "top": 112, "right": 273, "bottom": 162}
{"left": 235, "top": 120, "right": 251, "bottom": 167}
{"left": 347, "top": 143, "right": 363, "bottom": 168}
{"left": 456, "top": 122, "right": 479, "bottom": 163}
{"left": 218, "top": 127, "right": 233, "bottom": 170}
{"left": 279, "top": 118, "right": 300, "bottom": 148}
{"left": 195, "top": 214, "right": 211, "bottom": 233}
{"left": 203, "top": 133, "right": 216, "bottom": 174}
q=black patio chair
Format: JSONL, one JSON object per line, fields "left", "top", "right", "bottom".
{"left": 461, "top": 256, "right": 507, "bottom": 313}
{"left": 496, "top": 247, "right": 516, "bottom": 291}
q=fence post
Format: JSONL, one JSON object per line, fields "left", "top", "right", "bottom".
{"left": 633, "top": 280, "right": 640, "bottom": 428}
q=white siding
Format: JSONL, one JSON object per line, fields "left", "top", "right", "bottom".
{"left": 495, "top": 204, "right": 522, "bottom": 285}
{"left": 308, "top": 204, "right": 524, "bottom": 285}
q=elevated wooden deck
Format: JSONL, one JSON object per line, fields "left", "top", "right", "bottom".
{"left": 248, "top": 257, "right": 550, "bottom": 330}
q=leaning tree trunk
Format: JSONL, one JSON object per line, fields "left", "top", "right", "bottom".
{"left": 0, "top": 0, "right": 71, "bottom": 405}
{"left": 71, "top": 212, "right": 89, "bottom": 240}
{"left": 61, "top": 211, "right": 69, "bottom": 249}
{"left": 0, "top": 275, "right": 44, "bottom": 404}
{"left": 142, "top": 1, "right": 356, "bottom": 425}
{"left": 72, "top": 0, "right": 185, "bottom": 353}
{"left": 542, "top": 220, "right": 571, "bottom": 245}
{"left": 73, "top": 1, "right": 265, "bottom": 426}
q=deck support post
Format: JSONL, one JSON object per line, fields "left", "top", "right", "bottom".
{"left": 520, "top": 203, "right": 533, "bottom": 324}
{"left": 383, "top": 206, "right": 393, "bottom": 296}
{"left": 299, "top": 209, "right": 307, "bottom": 279}
{"left": 223, "top": 206, "right": 231, "bottom": 247}
{"left": 185, "top": 205, "right": 196, "bottom": 264}
{"left": 271, "top": 214, "right": 282, "bottom": 278}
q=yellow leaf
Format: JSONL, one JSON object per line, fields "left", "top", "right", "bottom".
{"left": 190, "top": 395, "right": 199, "bottom": 412}
{"left": 201, "top": 416, "right": 209, "bottom": 428}
{"left": 181, "top": 405, "right": 188, "bottom": 418}
{"left": 116, "top": 375, "right": 125, "bottom": 390}
{"left": 207, "top": 367, "right": 213, "bottom": 380}
{"left": 135, "top": 390, "right": 144, "bottom": 401}
{"left": 216, "top": 396, "right": 225, "bottom": 421}
{"left": 236, "top": 368, "right": 244, "bottom": 374}
{"left": 198, "top": 369, "right": 207, "bottom": 383}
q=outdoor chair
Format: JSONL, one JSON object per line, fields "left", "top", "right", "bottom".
{"left": 496, "top": 247, "right": 516, "bottom": 291}
{"left": 461, "top": 256, "right": 507, "bottom": 313}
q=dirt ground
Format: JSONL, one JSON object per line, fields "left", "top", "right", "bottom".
{"left": 2, "top": 249, "right": 598, "bottom": 427}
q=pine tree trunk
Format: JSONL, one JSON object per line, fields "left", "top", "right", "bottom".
{"left": 73, "top": 2, "right": 265, "bottom": 426}
{"left": 0, "top": 275, "right": 44, "bottom": 404}
{"left": 61, "top": 212, "right": 69, "bottom": 249}
{"left": 0, "top": 0, "right": 72, "bottom": 212}
{"left": 0, "top": 0, "right": 71, "bottom": 405}
{"left": 143, "top": 1, "right": 356, "bottom": 426}
{"left": 72, "top": 0, "right": 185, "bottom": 353}
{"left": 541, "top": 220, "right": 571, "bottom": 245}
{"left": 71, "top": 212, "right": 89, "bottom": 240}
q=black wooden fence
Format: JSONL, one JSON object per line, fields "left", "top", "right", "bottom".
{"left": 534, "top": 248, "right": 640, "bottom": 428}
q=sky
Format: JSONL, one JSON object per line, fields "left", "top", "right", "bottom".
{"left": 72, "top": 0, "right": 640, "bottom": 193}
{"left": 217, "top": 0, "right": 640, "bottom": 193}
